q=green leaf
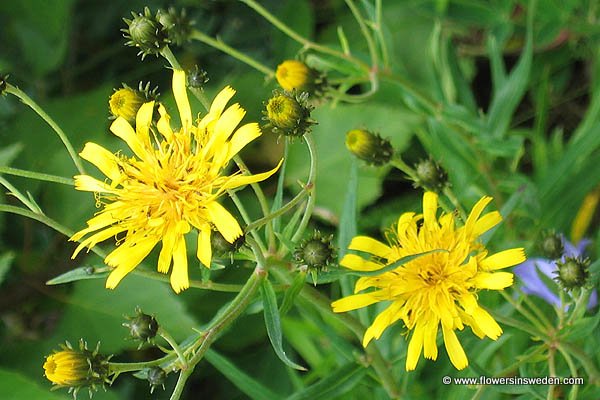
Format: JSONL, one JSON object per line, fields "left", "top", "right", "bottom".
{"left": 0, "top": 368, "right": 68, "bottom": 400}
{"left": 562, "top": 315, "right": 600, "bottom": 342}
{"left": 337, "top": 159, "right": 358, "bottom": 259}
{"left": 279, "top": 271, "right": 307, "bottom": 316}
{"left": 271, "top": 142, "right": 289, "bottom": 236}
{"left": 205, "top": 349, "right": 281, "bottom": 400}
{"left": 286, "top": 363, "right": 367, "bottom": 400}
{"left": 485, "top": 2, "right": 533, "bottom": 138}
{"left": 46, "top": 265, "right": 109, "bottom": 285}
{"left": 0, "top": 143, "right": 23, "bottom": 166}
{"left": 260, "top": 279, "right": 306, "bottom": 371}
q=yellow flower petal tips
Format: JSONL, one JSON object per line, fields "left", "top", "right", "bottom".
{"left": 71, "top": 69, "right": 281, "bottom": 293}
{"left": 332, "top": 192, "right": 526, "bottom": 371}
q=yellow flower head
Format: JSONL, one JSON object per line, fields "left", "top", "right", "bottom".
{"left": 43, "top": 340, "right": 110, "bottom": 396}
{"left": 276, "top": 60, "right": 313, "bottom": 92}
{"left": 109, "top": 87, "right": 145, "bottom": 123}
{"left": 332, "top": 192, "right": 526, "bottom": 371}
{"left": 72, "top": 70, "right": 281, "bottom": 293}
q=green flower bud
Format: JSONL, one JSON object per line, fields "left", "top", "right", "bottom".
{"left": 43, "top": 339, "right": 112, "bottom": 398}
{"left": 413, "top": 158, "right": 449, "bottom": 193}
{"left": 345, "top": 129, "right": 393, "bottom": 166}
{"left": 123, "top": 7, "right": 168, "bottom": 59}
{"left": 538, "top": 230, "right": 564, "bottom": 260}
{"left": 187, "top": 65, "right": 209, "bottom": 89}
{"left": 293, "top": 230, "right": 336, "bottom": 283}
{"left": 275, "top": 60, "right": 327, "bottom": 98}
{"left": 157, "top": 7, "right": 193, "bottom": 46}
{"left": 123, "top": 307, "right": 159, "bottom": 346}
{"left": 555, "top": 257, "right": 590, "bottom": 291}
{"left": 264, "top": 91, "right": 315, "bottom": 137}
{"left": 146, "top": 367, "right": 167, "bottom": 394}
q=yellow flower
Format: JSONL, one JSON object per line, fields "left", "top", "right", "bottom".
{"left": 43, "top": 340, "right": 110, "bottom": 396}
{"left": 71, "top": 70, "right": 281, "bottom": 293}
{"left": 108, "top": 87, "right": 145, "bottom": 123}
{"left": 276, "top": 60, "right": 313, "bottom": 92}
{"left": 332, "top": 192, "right": 525, "bottom": 371}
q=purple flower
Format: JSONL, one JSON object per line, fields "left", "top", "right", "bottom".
{"left": 513, "top": 238, "right": 597, "bottom": 309}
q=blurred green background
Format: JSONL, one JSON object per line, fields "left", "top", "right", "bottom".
{"left": 1, "top": 0, "right": 599, "bottom": 399}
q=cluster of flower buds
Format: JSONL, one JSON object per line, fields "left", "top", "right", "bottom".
{"left": 123, "top": 7, "right": 193, "bottom": 59}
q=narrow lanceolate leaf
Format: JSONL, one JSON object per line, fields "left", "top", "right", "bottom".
{"left": 311, "top": 249, "right": 447, "bottom": 284}
{"left": 46, "top": 265, "right": 109, "bottom": 285}
{"left": 205, "top": 349, "right": 281, "bottom": 400}
{"left": 279, "top": 271, "right": 307, "bottom": 316}
{"left": 260, "top": 279, "right": 307, "bottom": 371}
{"left": 286, "top": 363, "right": 367, "bottom": 400}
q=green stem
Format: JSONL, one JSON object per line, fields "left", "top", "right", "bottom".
{"left": 374, "top": 0, "right": 390, "bottom": 69}
{"left": 560, "top": 342, "right": 600, "bottom": 384}
{"left": 491, "top": 311, "right": 545, "bottom": 339}
{"left": 547, "top": 348, "right": 556, "bottom": 400}
{"left": 442, "top": 186, "right": 467, "bottom": 221}
{"left": 190, "top": 30, "right": 274, "bottom": 77}
{"left": 170, "top": 369, "right": 193, "bottom": 400}
{"left": 519, "top": 290, "right": 553, "bottom": 331}
{"left": 239, "top": 0, "right": 370, "bottom": 72}
{"left": 159, "top": 328, "right": 188, "bottom": 368}
{"left": 228, "top": 189, "right": 268, "bottom": 254}
{"left": 269, "top": 262, "right": 400, "bottom": 398}
{"left": 344, "top": 0, "right": 378, "bottom": 68}
{"left": 133, "top": 268, "right": 243, "bottom": 292}
{"left": 160, "top": 46, "right": 211, "bottom": 112}
{"left": 5, "top": 84, "right": 85, "bottom": 174}
{"left": 556, "top": 344, "right": 579, "bottom": 400}
{"left": 233, "top": 155, "right": 273, "bottom": 237}
{"left": 500, "top": 292, "right": 548, "bottom": 335}
{"left": 0, "top": 176, "right": 41, "bottom": 213}
{"left": 245, "top": 186, "right": 309, "bottom": 233}
{"left": 291, "top": 133, "right": 317, "bottom": 243}
{"left": 566, "top": 288, "right": 592, "bottom": 325}
{"left": 0, "top": 166, "right": 74, "bottom": 186}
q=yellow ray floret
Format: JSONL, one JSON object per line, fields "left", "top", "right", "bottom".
{"left": 332, "top": 192, "right": 525, "bottom": 371}
{"left": 71, "top": 69, "right": 281, "bottom": 293}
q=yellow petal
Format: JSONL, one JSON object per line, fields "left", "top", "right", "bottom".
{"left": 74, "top": 175, "right": 114, "bottom": 193}
{"left": 170, "top": 235, "right": 189, "bottom": 293}
{"left": 210, "top": 86, "right": 236, "bottom": 117}
{"left": 157, "top": 104, "right": 173, "bottom": 140}
{"left": 480, "top": 248, "right": 526, "bottom": 271}
{"left": 157, "top": 228, "right": 177, "bottom": 273}
{"left": 472, "top": 307, "right": 502, "bottom": 339}
{"left": 406, "top": 323, "right": 424, "bottom": 371}
{"left": 212, "top": 103, "right": 245, "bottom": 145}
{"left": 397, "top": 212, "right": 416, "bottom": 237}
{"left": 72, "top": 225, "right": 124, "bottom": 258}
{"left": 465, "top": 196, "right": 492, "bottom": 233}
{"left": 442, "top": 323, "right": 468, "bottom": 370}
{"left": 197, "top": 225, "right": 212, "bottom": 268}
{"left": 422, "top": 192, "right": 439, "bottom": 227}
{"left": 340, "top": 254, "right": 383, "bottom": 271}
{"left": 221, "top": 160, "right": 283, "bottom": 191}
{"left": 225, "top": 123, "right": 262, "bottom": 162}
{"left": 348, "top": 236, "right": 392, "bottom": 259}
{"left": 473, "top": 271, "right": 513, "bottom": 290}
{"left": 331, "top": 293, "right": 379, "bottom": 313}
{"left": 79, "top": 143, "right": 121, "bottom": 182}
{"left": 472, "top": 211, "right": 501, "bottom": 236}
{"left": 363, "top": 303, "right": 402, "bottom": 347}
{"left": 354, "top": 276, "right": 375, "bottom": 293}
{"left": 135, "top": 101, "right": 155, "bottom": 144}
{"left": 110, "top": 117, "right": 148, "bottom": 161}
{"left": 105, "top": 236, "right": 158, "bottom": 289}
{"left": 173, "top": 69, "right": 192, "bottom": 129}
{"left": 423, "top": 317, "right": 440, "bottom": 360}
{"left": 205, "top": 201, "right": 242, "bottom": 243}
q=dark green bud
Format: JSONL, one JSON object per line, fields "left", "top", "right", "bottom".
{"left": 538, "top": 231, "right": 564, "bottom": 260}
{"left": 555, "top": 257, "right": 590, "bottom": 290}
{"left": 187, "top": 65, "right": 209, "bottom": 89}
{"left": 413, "top": 158, "right": 449, "bottom": 193}
{"left": 147, "top": 367, "right": 167, "bottom": 394}
{"left": 123, "top": 7, "right": 169, "bottom": 59}
{"left": 123, "top": 307, "right": 159, "bottom": 346}
{"left": 293, "top": 230, "right": 336, "bottom": 278}
{"left": 156, "top": 7, "right": 193, "bottom": 46}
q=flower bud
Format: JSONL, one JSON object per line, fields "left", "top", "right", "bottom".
{"left": 345, "top": 129, "right": 393, "bottom": 166}
{"left": 293, "top": 230, "right": 336, "bottom": 283}
{"left": 538, "top": 230, "right": 564, "bottom": 260}
{"left": 187, "top": 65, "right": 209, "bottom": 89}
{"left": 276, "top": 60, "right": 326, "bottom": 97}
{"left": 43, "top": 339, "right": 111, "bottom": 397}
{"left": 211, "top": 230, "right": 245, "bottom": 256}
{"left": 146, "top": 367, "right": 167, "bottom": 394}
{"left": 109, "top": 87, "right": 145, "bottom": 123}
{"left": 123, "top": 8, "right": 168, "bottom": 59}
{"left": 413, "top": 158, "right": 449, "bottom": 193}
{"left": 123, "top": 307, "right": 159, "bottom": 346}
{"left": 264, "top": 91, "right": 315, "bottom": 137}
{"left": 555, "top": 257, "right": 590, "bottom": 290}
{"left": 156, "top": 7, "right": 193, "bottom": 46}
